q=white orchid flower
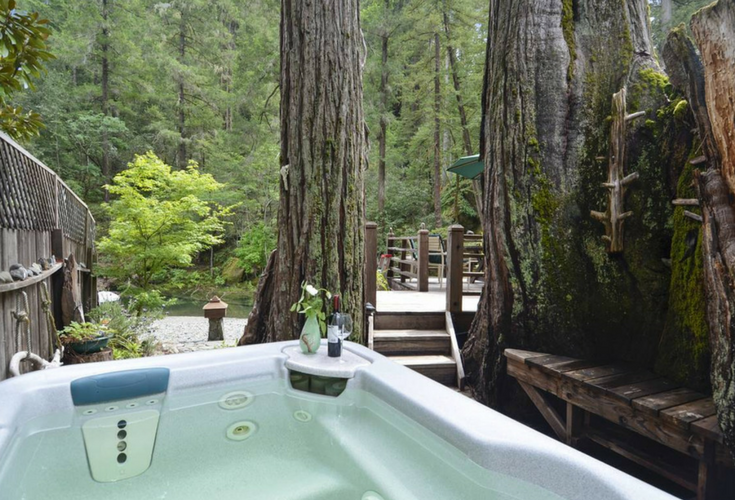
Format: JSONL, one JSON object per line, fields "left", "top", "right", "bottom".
{"left": 305, "top": 284, "right": 318, "bottom": 296}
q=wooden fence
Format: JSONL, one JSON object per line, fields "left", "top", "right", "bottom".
{"left": 0, "top": 133, "right": 97, "bottom": 381}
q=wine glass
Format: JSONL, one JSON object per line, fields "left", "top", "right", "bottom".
{"left": 337, "top": 313, "right": 353, "bottom": 343}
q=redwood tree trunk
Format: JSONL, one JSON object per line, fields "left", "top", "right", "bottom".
{"left": 463, "top": 0, "right": 672, "bottom": 407}
{"left": 239, "top": 0, "right": 366, "bottom": 345}
{"left": 378, "top": 26, "right": 388, "bottom": 216}
{"left": 433, "top": 32, "right": 442, "bottom": 229}
{"left": 662, "top": 0, "right": 735, "bottom": 458}
{"left": 101, "top": 0, "right": 111, "bottom": 202}
{"left": 177, "top": 12, "right": 187, "bottom": 169}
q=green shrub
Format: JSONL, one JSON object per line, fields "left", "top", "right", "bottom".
{"left": 235, "top": 222, "right": 276, "bottom": 277}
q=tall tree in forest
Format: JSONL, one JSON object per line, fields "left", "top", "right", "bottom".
{"left": 663, "top": 0, "right": 735, "bottom": 458}
{"left": 432, "top": 31, "right": 442, "bottom": 228}
{"left": 463, "top": 0, "right": 678, "bottom": 407}
{"left": 100, "top": 0, "right": 111, "bottom": 201}
{"left": 239, "top": 0, "right": 366, "bottom": 345}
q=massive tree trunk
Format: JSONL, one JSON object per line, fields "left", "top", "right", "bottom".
{"left": 101, "top": 0, "right": 111, "bottom": 202}
{"left": 463, "top": 0, "right": 674, "bottom": 407}
{"left": 433, "top": 32, "right": 442, "bottom": 229}
{"left": 663, "top": 0, "right": 735, "bottom": 458}
{"left": 378, "top": 20, "right": 388, "bottom": 216}
{"left": 239, "top": 0, "right": 366, "bottom": 346}
{"left": 177, "top": 12, "right": 187, "bottom": 169}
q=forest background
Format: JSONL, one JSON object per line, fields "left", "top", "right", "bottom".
{"left": 7, "top": 0, "right": 708, "bottom": 300}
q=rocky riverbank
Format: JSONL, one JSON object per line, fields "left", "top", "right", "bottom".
{"left": 147, "top": 316, "right": 247, "bottom": 354}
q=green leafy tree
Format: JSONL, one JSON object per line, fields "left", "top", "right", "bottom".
{"left": 0, "top": 0, "right": 53, "bottom": 140}
{"left": 99, "top": 152, "right": 235, "bottom": 290}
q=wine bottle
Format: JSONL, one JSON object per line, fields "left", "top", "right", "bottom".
{"left": 328, "top": 294, "right": 341, "bottom": 357}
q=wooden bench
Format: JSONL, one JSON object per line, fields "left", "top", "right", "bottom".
{"left": 505, "top": 349, "right": 734, "bottom": 500}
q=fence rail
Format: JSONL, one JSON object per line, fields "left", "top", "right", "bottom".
{"left": 0, "top": 132, "right": 97, "bottom": 381}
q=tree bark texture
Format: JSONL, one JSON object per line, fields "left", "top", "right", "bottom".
{"left": 101, "top": 0, "right": 111, "bottom": 203}
{"left": 433, "top": 32, "right": 442, "bottom": 229}
{"left": 463, "top": 0, "right": 676, "bottom": 407}
{"left": 378, "top": 26, "right": 388, "bottom": 216}
{"left": 239, "top": 0, "right": 366, "bottom": 346}
{"left": 177, "top": 12, "right": 187, "bottom": 170}
{"left": 662, "top": 0, "right": 735, "bottom": 458}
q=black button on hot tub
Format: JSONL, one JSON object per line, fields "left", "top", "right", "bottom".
{"left": 117, "top": 430, "right": 127, "bottom": 439}
{"left": 117, "top": 453, "right": 127, "bottom": 464}
{"left": 117, "top": 420, "right": 127, "bottom": 429}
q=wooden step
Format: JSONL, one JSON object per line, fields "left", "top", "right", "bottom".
{"left": 374, "top": 311, "right": 444, "bottom": 330}
{"left": 373, "top": 329, "right": 450, "bottom": 356}
{"left": 389, "top": 355, "right": 456, "bottom": 386}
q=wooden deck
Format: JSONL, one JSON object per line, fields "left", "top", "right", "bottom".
{"left": 505, "top": 348, "right": 734, "bottom": 500}
{"left": 376, "top": 277, "right": 481, "bottom": 312}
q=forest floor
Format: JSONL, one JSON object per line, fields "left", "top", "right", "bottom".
{"left": 146, "top": 316, "right": 246, "bottom": 354}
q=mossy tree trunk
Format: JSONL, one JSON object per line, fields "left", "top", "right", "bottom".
{"left": 463, "top": 0, "right": 677, "bottom": 407}
{"left": 664, "top": 0, "right": 735, "bottom": 458}
{"left": 239, "top": 0, "right": 366, "bottom": 346}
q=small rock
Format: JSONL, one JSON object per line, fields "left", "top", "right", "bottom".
{"left": 30, "top": 263, "right": 42, "bottom": 274}
{"left": 0, "top": 271, "right": 12, "bottom": 283}
{"left": 9, "top": 263, "right": 23, "bottom": 271}
{"left": 10, "top": 266, "right": 27, "bottom": 281}
{"left": 38, "top": 257, "right": 50, "bottom": 271}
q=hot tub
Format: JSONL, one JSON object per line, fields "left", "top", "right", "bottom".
{"left": 0, "top": 341, "right": 675, "bottom": 500}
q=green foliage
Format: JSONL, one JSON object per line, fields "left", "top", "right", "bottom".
{"left": 98, "top": 152, "right": 236, "bottom": 289}
{"left": 88, "top": 301, "right": 158, "bottom": 360}
{"left": 235, "top": 221, "right": 276, "bottom": 277}
{"left": 290, "top": 281, "right": 332, "bottom": 334}
{"left": 0, "top": 0, "right": 54, "bottom": 139}
{"left": 59, "top": 321, "right": 112, "bottom": 343}
{"left": 362, "top": 0, "right": 486, "bottom": 232}
{"left": 649, "top": 0, "right": 713, "bottom": 50}
{"left": 376, "top": 269, "right": 389, "bottom": 292}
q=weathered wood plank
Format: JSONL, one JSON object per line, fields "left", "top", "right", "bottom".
{"left": 691, "top": 415, "right": 724, "bottom": 444}
{"left": 584, "top": 429, "right": 698, "bottom": 492}
{"left": 633, "top": 388, "right": 706, "bottom": 416}
{"left": 508, "top": 357, "right": 708, "bottom": 460}
{"left": 517, "top": 380, "right": 566, "bottom": 440}
{"left": 525, "top": 355, "right": 604, "bottom": 378}
{"left": 504, "top": 348, "right": 548, "bottom": 363}
{"left": 607, "top": 377, "right": 680, "bottom": 404}
{"left": 587, "top": 370, "right": 658, "bottom": 390}
{"left": 661, "top": 399, "right": 717, "bottom": 430}
{"left": 564, "top": 364, "right": 632, "bottom": 382}
{"left": 0, "top": 262, "right": 62, "bottom": 294}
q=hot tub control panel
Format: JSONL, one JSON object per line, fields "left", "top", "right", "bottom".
{"left": 71, "top": 368, "right": 169, "bottom": 483}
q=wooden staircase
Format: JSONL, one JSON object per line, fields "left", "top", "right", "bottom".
{"left": 371, "top": 312, "right": 458, "bottom": 386}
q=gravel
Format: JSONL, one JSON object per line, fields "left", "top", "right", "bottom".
{"left": 146, "top": 316, "right": 247, "bottom": 354}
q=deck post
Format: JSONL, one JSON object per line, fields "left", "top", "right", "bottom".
{"left": 386, "top": 228, "right": 394, "bottom": 282}
{"left": 417, "top": 226, "right": 429, "bottom": 292}
{"left": 446, "top": 225, "right": 464, "bottom": 313}
{"left": 365, "top": 222, "right": 378, "bottom": 305}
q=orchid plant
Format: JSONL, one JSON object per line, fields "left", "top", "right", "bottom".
{"left": 290, "top": 281, "right": 333, "bottom": 334}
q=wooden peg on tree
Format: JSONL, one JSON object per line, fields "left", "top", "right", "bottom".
{"left": 591, "top": 87, "right": 643, "bottom": 253}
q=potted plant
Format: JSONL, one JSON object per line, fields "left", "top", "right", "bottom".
{"left": 59, "top": 321, "right": 113, "bottom": 354}
{"left": 290, "top": 281, "right": 332, "bottom": 354}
